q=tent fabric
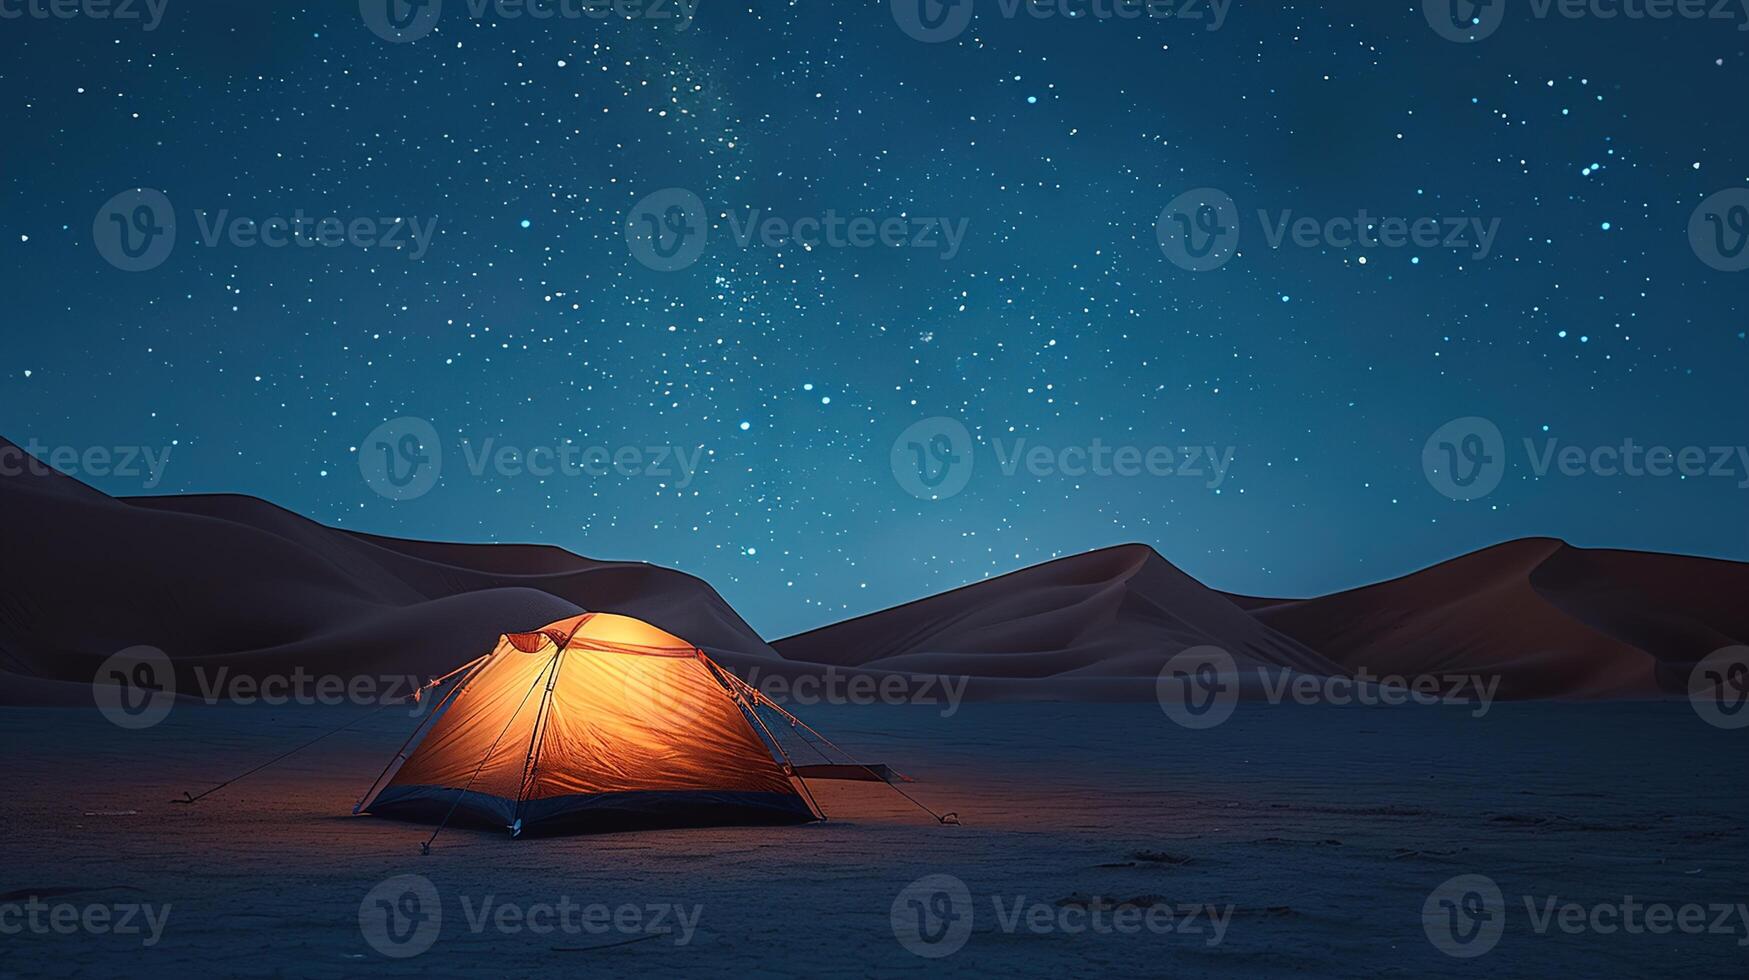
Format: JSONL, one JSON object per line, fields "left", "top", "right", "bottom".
{"left": 365, "top": 612, "right": 818, "bottom": 836}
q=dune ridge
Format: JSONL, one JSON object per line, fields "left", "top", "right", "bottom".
{"left": 0, "top": 437, "right": 776, "bottom": 704}
{"left": 5, "top": 436, "right": 1739, "bottom": 703}
{"left": 1226, "top": 538, "right": 1748, "bottom": 698}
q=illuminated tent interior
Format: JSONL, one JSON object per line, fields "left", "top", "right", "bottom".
{"left": 357, "top": 613, "right": 940, "bottom": 838}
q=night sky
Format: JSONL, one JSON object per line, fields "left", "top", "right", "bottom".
{"left": 2, "top": 1, "right": 1745, "bottom": 638}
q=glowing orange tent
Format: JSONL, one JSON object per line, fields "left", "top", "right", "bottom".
{"left": 359, "top": 613, "right": 830, "bottom": 837}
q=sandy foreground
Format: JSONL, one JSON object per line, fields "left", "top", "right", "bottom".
{"left": 1, "top": 701, "right": 1743, "bottom": 978}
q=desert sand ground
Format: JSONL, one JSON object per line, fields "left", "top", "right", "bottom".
{"left": 2, "top": 701, "right": 1743, "bottom": 978}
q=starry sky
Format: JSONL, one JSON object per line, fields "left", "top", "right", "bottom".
{"left": 2, "top": 1, "right": 1745, "bottom": 638}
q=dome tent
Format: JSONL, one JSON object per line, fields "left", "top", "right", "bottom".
{"left": 358, "top": 613, "right": 912, "bottom": 838}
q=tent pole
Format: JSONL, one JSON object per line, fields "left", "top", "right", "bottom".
{"left": 510, "top": 617, "right": 591, "bottom": 835}
{"left": 771, "top": 708, "right": 841, "bottom": 765}
{"left": 704, "top": 657, "right": 828, "bottom": 822}
{"left": 739, "top": 677, "right": 828, "bottom": 822}
{"left": 421, "top": 653, "right": 558, "bottom": 855}
{"left": 740, "top": 677, "right": 906, "bottom": 775}
{"left": 353, "top": 653, "right": 493, "bottom": 814}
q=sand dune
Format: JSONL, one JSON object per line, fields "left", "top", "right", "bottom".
{"left": 1233, "top": 539, "right": 1749, "bottom": 698}
{"left": 773, "top": 544, "right": 1345, "bottom": 699}
{"left": 5, "top": 436, "right": 1738, "bottom": 703}
{"left": 782, "top": 538, "right": 1744, "bottom": 700}
{"left": 0, "top": 437, "right": 778, "bottom": 704}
